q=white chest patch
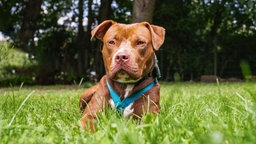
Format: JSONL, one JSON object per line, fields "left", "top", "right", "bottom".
{"left": 108, "top": 85, "right": 135, "bottom": 118}
{"left": 124, "top": 85, "right": 134, "bottom": 98}
{"left": 109, "top": 99, "right": 115, "bottom": 109}
{"left": 123, "top": 103, "right": 134, "bottom": 118}
{"left": 108, "top": 99, "right": 134, "bottom": 118}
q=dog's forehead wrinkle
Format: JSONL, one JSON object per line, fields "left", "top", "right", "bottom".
{"left": 108, "top": 23, "right": 150, "bottom": 39}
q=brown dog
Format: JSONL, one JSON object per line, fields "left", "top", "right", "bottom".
{"left": 79, "top": 20, "right": 165, "bottom": 131}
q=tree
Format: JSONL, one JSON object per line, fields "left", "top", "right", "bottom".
{"left": 153, "top": 0, "right": 256, "bottom": 81}
{"left": 132, "top": 0, "right": 156, "bottom": 23}
{"left": 93, "top": 0, "right": 113, "bottom": 81}
{"left": 76, "top": 0, "right": 86, "bottom": 76}
{"left": 0, "top": 0, "right": 255, "bottom": 85}
{"left": 18, "top": 0, "right": 43, "bottom": 51}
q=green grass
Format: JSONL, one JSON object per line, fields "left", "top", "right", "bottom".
{"left": 0, "top": 82, "right": 256, "bottom": 143}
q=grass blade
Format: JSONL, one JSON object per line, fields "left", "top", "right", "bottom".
{"left": 8, "top": 90, "right": 35, "bottom": 127}
{"left": 79, "top": 78, "right": 84, "bottom": 87}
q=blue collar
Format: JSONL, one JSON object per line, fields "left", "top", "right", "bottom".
{"left": 106, "top": 78, "right": 157, "bottom": 113}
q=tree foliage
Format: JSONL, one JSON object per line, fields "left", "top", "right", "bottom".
{"left": 0, "top": 0, "right": 255, "bottom": 85}
{"left": 153, "top": 0, "right": 256, "bottom": 80}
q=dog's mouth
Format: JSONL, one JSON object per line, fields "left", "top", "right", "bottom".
{"left": 109, "top": 64, "right": 142, "bottom": 83}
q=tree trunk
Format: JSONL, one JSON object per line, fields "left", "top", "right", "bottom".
{"left": 76, "top": 0, "right": 86, "bottom": 76}
{"left": 94, "top": 0, "right": 113, "bottom": 81}
{"left": 18, "top": 0, "right": 42, "bottom": 51}
{"left": 99, "top": 0, "right": 113, "bottom": 22}
{"left": 203, "top": 0, "right": 225, "bottom": 76}
{"left": 132, "top": 0, "right": 156, "bottom": 23}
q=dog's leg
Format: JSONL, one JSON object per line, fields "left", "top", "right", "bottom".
{"left": 79, "top": 84, "right": 99, "bottom": 111}
{"left": 80, "top": 92, "right": 106, "bottom": 132}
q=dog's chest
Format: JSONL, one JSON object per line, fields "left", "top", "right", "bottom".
{"left": 108, "top": 84, "right": 134, "bottom": 118}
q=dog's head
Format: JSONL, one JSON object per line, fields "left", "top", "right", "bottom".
{"left": 91, "top": 20, "right": 165, "bottom": 83}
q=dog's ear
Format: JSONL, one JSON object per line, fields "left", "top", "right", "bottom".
{"left": 143, "top": 22, "right": 165, "bottom": 51}
{"left": 91, "top": 20, "right": 116, "bottom": 41}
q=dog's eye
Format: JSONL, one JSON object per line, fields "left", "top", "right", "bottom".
{"left": 136, "top": 40, "right": 146, "bottom": 46}
{"left": 108, "top": 40, "right": 115, "bottom": 45}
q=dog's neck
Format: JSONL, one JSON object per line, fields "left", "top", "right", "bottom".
{"left": 106, "top": 75, "right": 155, "bottom": 100}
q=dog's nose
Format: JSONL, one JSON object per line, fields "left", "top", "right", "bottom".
{"left": 115, "top": 52, "right": 129, "bottom": 63}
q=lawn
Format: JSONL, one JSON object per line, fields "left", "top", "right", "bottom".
{"left": 0, "top": 82, "right": 256, "bottom": 144}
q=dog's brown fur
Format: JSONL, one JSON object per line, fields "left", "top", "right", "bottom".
{"left": 79, "top": 20, "right": 165, "bottom": 131}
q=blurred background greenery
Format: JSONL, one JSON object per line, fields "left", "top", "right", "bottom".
{"left": 0, "top": 0, "right": 255, "bottom": 86}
